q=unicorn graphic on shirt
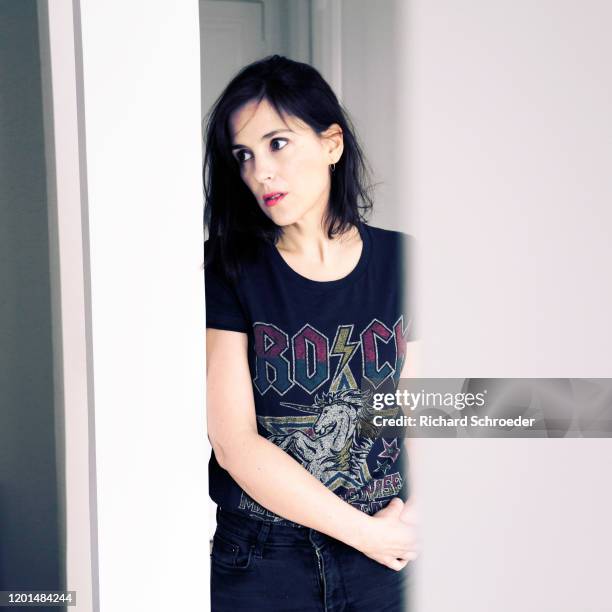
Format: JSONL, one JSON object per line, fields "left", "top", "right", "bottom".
{"left": 259, "top": 388, "right": 399, "bottom": 489}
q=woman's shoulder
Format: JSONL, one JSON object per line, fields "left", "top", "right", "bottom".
{"left": 362, "top": 223, "right": 416, "bottom": 252}
{"left": 204, "top": 237, "right": 269, "bottom": 287}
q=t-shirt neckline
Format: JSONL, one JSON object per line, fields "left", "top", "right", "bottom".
{"left": 267, "top": 222, "right": 371, "bottom": 291}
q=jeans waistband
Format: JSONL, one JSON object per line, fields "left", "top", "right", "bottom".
{"left": 216, "top": 506, "right": 332, "bottom": 552}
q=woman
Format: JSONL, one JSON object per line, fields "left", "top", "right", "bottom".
{"left": 204, "top": 55, "right": 419, "bottom": 611}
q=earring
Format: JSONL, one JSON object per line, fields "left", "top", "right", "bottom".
{"left": 330, "top": 163, "right": 336, "bottom": 173}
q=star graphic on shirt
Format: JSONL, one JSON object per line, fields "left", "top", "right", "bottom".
{"left": 375, "top": 460, "right": 392, "bottom": 474}
{"left": 378, "top": 438, "right": 400, "bottom": 463}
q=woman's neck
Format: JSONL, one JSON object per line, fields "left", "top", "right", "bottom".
{"left": 276, "top": 198, "right": 361, "bottom": 264}
{"left": 277, "top": 222, "right": 360, "bottom": 265}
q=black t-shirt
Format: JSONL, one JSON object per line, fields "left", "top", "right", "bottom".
{"left": 205, "top": 223, "right": 417, "bottom": 526}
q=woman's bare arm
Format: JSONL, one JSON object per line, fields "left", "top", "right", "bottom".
{"left": 206, "top": 328, "right": 418, "bottom": 570}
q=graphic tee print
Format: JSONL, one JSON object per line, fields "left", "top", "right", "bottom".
{"left": 205, "top": 223, "right": 417, "bottom": 526}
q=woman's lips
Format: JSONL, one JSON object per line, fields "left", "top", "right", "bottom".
{"left": 263, "top": 193, "right": 287, "bottom": 207}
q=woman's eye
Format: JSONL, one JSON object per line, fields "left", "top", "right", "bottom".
{"left": 234, "top": 138, "right": 287, "bottom": 165}
{"left": 235, "top": 150, "right": 252, "bottom": 164}
{"left": 271, "top": 138, "right": 288, "bottom": 151}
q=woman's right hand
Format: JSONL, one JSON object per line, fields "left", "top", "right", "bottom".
{"left": 354, "top": 497, "right": 421, "bottom": 571}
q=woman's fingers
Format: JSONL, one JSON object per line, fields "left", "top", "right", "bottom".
{"left": 388, "top": 496, "right": 404, "bottom": 509}
{"left": 387, "top": 557, "right": 410, "bottom": 571}
{"left": 364, "top": 498, "right": 422, "bottom": 570}
{"left": 400, "top": 551, "right": 419, "bottom": 562}
{"left": 374, "top": 550, "right": 418, "bottom": 571}
{"left": 376, "top": 496, "right": 404, "bottom": 518}
{"left": 399, "top": 501, "right": 417, "bottom": 524}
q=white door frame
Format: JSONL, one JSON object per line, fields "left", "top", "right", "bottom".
{"left": 38, "top": 1, "right": 97, "bottom": 610}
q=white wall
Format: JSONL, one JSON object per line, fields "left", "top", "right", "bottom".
{"left": 404, "top": 0, "right": 612, "bottom": 377}
{"left": 76, "top": 1, "right": 208, "bottom": 610}
{"left": 339, "top": 0, "right": 407, "bottom": 233}
{"left": 400, "top": 2, "right": 612, "bottom": 610}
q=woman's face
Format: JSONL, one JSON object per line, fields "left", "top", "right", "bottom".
{"left": 229, "top": 98, "right": 343, "bottom": 227}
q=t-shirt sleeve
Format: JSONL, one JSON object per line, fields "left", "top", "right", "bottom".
{"left": 204, "top": 263, "right": 249, "bottom": 333}
{"left": 399, "top": 232, "right": 419, "bottom": 342}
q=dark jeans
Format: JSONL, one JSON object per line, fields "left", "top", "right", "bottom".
{"left": 210, "top": 505, "right": 411, "bottom": 611}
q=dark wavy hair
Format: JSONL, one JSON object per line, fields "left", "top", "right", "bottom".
{"left": 203, "top": 54, "right": 375, "bottom": 280}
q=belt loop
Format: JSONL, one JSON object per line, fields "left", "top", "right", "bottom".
{"left": 253, "top": 520, "right": 271, "bottom": 559}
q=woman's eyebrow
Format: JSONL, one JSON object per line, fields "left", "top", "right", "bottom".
{"left": 231, "top": 128, "right": 294, "bottom": 150}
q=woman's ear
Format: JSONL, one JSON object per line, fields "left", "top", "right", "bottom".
{"left": 321, "top": 123, "right": 344, "bottom": 164}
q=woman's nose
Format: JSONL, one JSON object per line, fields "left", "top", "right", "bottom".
{"left": 253, "top": 156, "right": 276, "bottom": 184}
